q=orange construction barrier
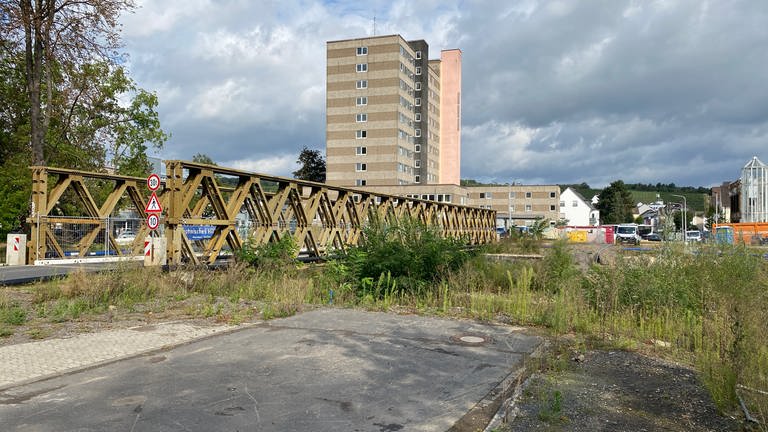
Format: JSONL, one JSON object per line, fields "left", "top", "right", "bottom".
{"left": 713, "top": 223, "right": 768, "bottom": 245}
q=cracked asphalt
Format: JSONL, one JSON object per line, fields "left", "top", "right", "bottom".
{"left": 0, "top": 308, "right": 542, "bottom": 431}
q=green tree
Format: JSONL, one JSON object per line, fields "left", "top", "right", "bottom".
{"left": 192, "top": 153, "right": 217, "bottom": 165}
{"left": 0, "top": 1, "right": 168, "bottom": 237}
{"left": 529, "top": 219, "right": 550, "bottom": 240}
{"left": 293, "top": 146, "right": 326, "bottom": 182}
{"left": 671, "top": 206, "right": 693, "bottom": 231}
{"left": 1, "top": 0, "right": 139, "bottom": 165}
{"left": 50, "top": 62, "right": 167, "bottom": 176}
{"left": 596, "top": 180, "right": 635, "bottom": 224}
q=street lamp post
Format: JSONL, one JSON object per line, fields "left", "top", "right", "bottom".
{"left": 672, "top": 194, "right": 687, "bottom": 244}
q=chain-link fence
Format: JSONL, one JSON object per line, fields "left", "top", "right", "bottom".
{"left": 37, "top": 216, "right": 147, "bottom": 260}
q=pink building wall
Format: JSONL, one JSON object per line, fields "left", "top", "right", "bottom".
{"left": 439, "top": 49, "right": 462, "bottom": 186}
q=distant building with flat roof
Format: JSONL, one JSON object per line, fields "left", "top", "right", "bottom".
{"left": 326, "top": 34, "right": 460, "bottom": 187}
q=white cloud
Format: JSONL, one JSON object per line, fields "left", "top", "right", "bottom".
{"left": 555, "top": 36, "right": 614, "bottom": 82}
{"left": 123, "top": 0, "right": 211, "bottom": 37}
{"left": 463, "top": 121, "right": 540, "bottom": 173}
{"left": 223, "top": 156, "right": 297, "bottom": 177}
{"left": 119, "top": 0, "right": 768, "bottom": 188}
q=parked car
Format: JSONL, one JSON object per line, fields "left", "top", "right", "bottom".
{"left": 495, "top": 227, "right": 509, "bottom": 238}
{"left": 644, "top": 233, "right": 662, "bottom": 242}
{"left": 115, "top": 231, "right": 136, "bottom": 245}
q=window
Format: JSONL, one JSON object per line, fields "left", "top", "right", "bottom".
{"left": 415, "top": 175, "right": 420, "bottom": 183}
{"left": 414, "top": 144, "right": 421, "bottom": 153}
{"left": 356, "top": 63, "right": 367, "bottom": 72}
{"left": 479, "top": 192, "right": 492, "bottom": 199}
{"left": 550, "top": 205, "right": 556, "bottom": 211}
{"left": 415, "top": 82, "right": 422, "bottom": 91}
{"left": 509, "top": 205, "right": 515, "bottom": 213}
{"left": 572, "top": 200, "right": 578, "bottom": 207}
{"left": 525, "top": 192, "right": 532, "bottom": 198}
{"left": 415, "top": 66, "right": 422, "bottom": 75}
{"left": 414, "top": 129, "right": 421, "bottom": 137}
{"left": 525, "top": 204, "right": 532, "bottom": 212}
{"left": 415, "top": 160, "right": 421, "bottom": 168}
{"left": 560, "top": 201, "right": 565, "bottom": 207}
{"left": 415, "top": 113, "right": 421, "bottom": 122}
{"left": 356, "top": 113, "right": 367, "bottom": 122}
{"left": 356, "top": 96, "right": 367, "bottom": 106}
{"left": 356, "top": 146, "right": 367, "bottom": 155}
{"left": 415, "top": 98, "right": 421, "bottom": 106}
{"left": 355, "top": 179, "right": 367, "bottom": 186}
{"left": 356, "top": 80, "right": 368, "bottom": 89}
{"left": 550, "top": 192, "right": 556, "bottom": 198}
{"left": 356, "top": 46, "right": 368, "bottom": 56}
{"left": 355, "top": 163, "right": 367, "bottom": 172}
{"left": 509, "top": 192, "right": 516, "bottom": 199}
{"left": 356, "top": 130, "right": 367, "bottom": 139}
{"left": 415, "top": 50, "right": 422, "bottom": 59}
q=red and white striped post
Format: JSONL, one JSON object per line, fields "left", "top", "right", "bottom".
{"left": 5, "top": 234, "right": 27, "bottom": 266}
{"left": 143, "top": 237, "right": 152, "bottom": 266}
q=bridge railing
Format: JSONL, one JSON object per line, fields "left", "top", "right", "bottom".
{"left": 27, "top": 162, "right": 497, "bottom": 265}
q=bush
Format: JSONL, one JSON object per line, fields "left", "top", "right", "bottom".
{"left": 338, "top": 215, "right": 473, "bottom": 297}
{"left": 236, "top": 234, "right": 298, "bottom": 270}
{"left": 534, "top": 240, "right": 579, "bottom": 294}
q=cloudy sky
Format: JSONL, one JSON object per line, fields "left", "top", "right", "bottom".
{"left": 120, "top": 0, "right": 768, "bottom": 188}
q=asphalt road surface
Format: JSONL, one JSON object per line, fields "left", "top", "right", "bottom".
{"left": 0, "top": 309, "right": 542, "bottom": 431}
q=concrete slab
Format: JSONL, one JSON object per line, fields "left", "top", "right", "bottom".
{"left": 0, "top": 309, "right": 542, "bottom": 431}
{"left": 0, "top": 322, "right": 242, "bottom": 390}
{"left": 0, "top": 262, "right": 138, "bottom": 286}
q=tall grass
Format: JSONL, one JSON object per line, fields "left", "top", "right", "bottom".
{"left": 15, "top": 224, "right": 768, "bottom": 424}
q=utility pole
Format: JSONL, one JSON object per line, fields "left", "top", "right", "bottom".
{"left": 672, "top": 194, "right": 687, "bottom": 244}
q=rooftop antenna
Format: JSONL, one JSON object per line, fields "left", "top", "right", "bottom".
{"left": 373, "top": 15, "right": 376, "bottom": 36}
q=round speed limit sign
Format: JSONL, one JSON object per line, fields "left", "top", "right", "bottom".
{"left": 147, "top": 213, "right": 160, "bottom": 230}
{"left": 147, "top": 173, "right": 161, "bottom": 191}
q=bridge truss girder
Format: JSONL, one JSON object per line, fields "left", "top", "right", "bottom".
{"left": 27, "top": 162, "right": 497, "bottom": 265}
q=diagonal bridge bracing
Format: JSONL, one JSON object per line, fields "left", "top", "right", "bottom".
{"left": 27, "top": 161, "right": 497, "bottom": 265}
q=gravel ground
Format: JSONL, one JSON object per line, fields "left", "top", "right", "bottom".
{"left": 501, "top": 348, "right": 742, "bottom": 432}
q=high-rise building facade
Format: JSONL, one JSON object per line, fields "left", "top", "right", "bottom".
{"left": 326, "top": 35, "right": 460, "bottom": 187}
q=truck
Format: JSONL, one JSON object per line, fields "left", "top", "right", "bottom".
{"left": 615, "top": 223, "right": 642, "bottom": 245}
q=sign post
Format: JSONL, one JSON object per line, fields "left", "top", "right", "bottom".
{"left": 145, "top": 193, "right": 162, "bottom": 214}
{"left": 147, "top": 213, "right": 160, "bottom": 230}
{"left": 147, "top": 173, "right": 160, "bottom": 192}
{"left": 145, "top": 173, "right": 164, "bottom": 266}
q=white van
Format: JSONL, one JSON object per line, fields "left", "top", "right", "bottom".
{"left": 616, "top": 224, "right": 641, "bottom": 245}
{"left": 685, "top": 230, "right": 703, "bottom": 242}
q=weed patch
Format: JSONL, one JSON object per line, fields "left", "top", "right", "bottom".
{"left": 3, "top": 233, "right": 765, "bottom": 425}
{"left": 0, "top": 304, "right": 27, "bottom": 325}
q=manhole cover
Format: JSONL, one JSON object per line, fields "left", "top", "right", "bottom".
{"left": 449, "top": 333, "right": 491, "bottom": 346}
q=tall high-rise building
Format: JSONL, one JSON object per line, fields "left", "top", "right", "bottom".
{"left": 326, "top": 35, "right": 461, "bottom": 187}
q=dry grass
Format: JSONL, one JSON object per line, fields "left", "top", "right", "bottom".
{"left": 2, "top": 240, "right": 766, "bottom": 426}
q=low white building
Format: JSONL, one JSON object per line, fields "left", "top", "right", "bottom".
{"left": 560, "top": 187, "right": 600, "bottom": 226}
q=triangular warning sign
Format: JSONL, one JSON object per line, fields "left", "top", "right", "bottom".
{"left": 145, "top": 192, "right": 163, "bottom": 213}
